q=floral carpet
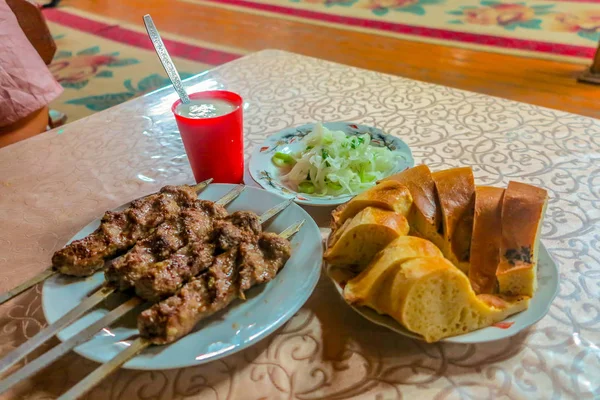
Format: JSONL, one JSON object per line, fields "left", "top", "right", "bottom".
{"left": 43, "top": 8, "right": 244, "bottom": 123}
{"left": 186, "top": 0, "right": 600, "bottom": 63}
{"left": 40, "top": 2, "right": 599, "bottom": 123}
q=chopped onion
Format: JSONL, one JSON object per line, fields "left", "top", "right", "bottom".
{"left": 276, "top": 123, "right": 401, "bottom": 196}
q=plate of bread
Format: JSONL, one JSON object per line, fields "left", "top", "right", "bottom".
{"left": 324, "top": 165, "right": 559, "bottom": 343}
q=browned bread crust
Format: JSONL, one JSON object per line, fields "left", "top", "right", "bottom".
{"left": 431, "top": 167, "right": 475, "bottom": 272}
{"left": 382, "top": 165, "right": 441, "bottom": 231}
{"left": 496, "top": 181, "right": 548, "bottom": 297}
{"left": 469, "top": 186, "right": 504, "bottom": 294}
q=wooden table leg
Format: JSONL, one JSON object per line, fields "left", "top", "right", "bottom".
{"left": 578, "top": 39, "right": 600, "bottom": 85}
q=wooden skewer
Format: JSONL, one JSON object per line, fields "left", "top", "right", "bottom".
{"left": 0, "top": 195, "right": 291, "bottom": 391}
{"left": 59, "top": 338, "right": 150, "bottom": 400}
{"left": 0, "top": 178, "right": 214, "bottom": 307}
{"left": 213, "top": 184, "right": 245, "bottom": 207}
{"left": 0, "top": 285, "right": 116, "bottom": 375}
{"left": 258, "top": 198, "right": 294, "bottom": 224}
{"left": 0, "top": 297, "right": 145, "bottom": 395}
{"left": 278, "top": 220, "right": 305, "bottom": 240}
{"left": 191, "top": 178, "right": 213, "bottom": 192}
{"left": 0, "top": 181, "right": 239, "bottom": 375}
{"left": 57, "top": 220, "right": 305, "bottom": 400}
{"left": 0, "top": 268, "right": 56, "bottom": 305}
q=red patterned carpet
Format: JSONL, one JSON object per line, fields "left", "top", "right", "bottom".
{"left": 43, "top": 7, "right": 245, "bottom": 122}
{"left": 184, "top": 0, "right": 600, "bottom": 63}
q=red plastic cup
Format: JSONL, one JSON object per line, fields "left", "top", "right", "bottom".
{"left": 172, "top": 91, "right": 244, "bottom": 184}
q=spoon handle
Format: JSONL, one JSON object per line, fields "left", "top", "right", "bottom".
{"left": 143, "top": 14, "right": 191, "bottom": 104}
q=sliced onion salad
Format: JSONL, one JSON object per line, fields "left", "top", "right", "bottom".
{"left": 271, "top": 124, "right": 401, "bottom": 196}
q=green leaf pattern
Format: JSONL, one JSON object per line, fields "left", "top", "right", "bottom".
{"left": 578, "top": 30, "right": 600, "bottom": 42}
{"left": 61, "top": 80, "right": 89, "bottom": 90}
{"left": 285, "top": 0, "right": 600, "bottom": 43}
{"left": 444, "top": 1, "right": 562, "bottom": 32}
{"left": 347, "top": 0, "right": 445, "bottom": 16}
{"left": 324, "top": 0, "right": 358, "bottom": 7}
{"left": 66, "top": 93, "right": 136, "bottom": 112}
{"left": 66, "top": 73, "right": 195, "bottom": 112}
{"left": 397, "top": 4, "right": 426, "bottom": 15}
{"left": 107, "top": 58, "right": 140, "bottom": 67}
{"left": 76, "top": 46, "right": 100, "bottom": 56}
{"left": 50, "top": 33, "right": 196, "bottom": 112}
{"left": 95, "top": 70, "right": 113, "bottom": 78}
{"left": 53, "top": 50, "right": 72, "bottom": 60}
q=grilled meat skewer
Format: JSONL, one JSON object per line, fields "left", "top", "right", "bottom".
{"left": 53, "top": 221, "right": 303, "bottom": 400}
{"left": 138, "top": 231, "right": 291, "bottom": 344}
{"left": 0, "top": 183, "right": 247, "bottom": 379}
{"left": 105, "top": 200, "right": 228, "bottom": 291}
{"left": 132, "top": 210, "right": 262, "bottom": 302}
{"left": 52, "top": 184, "right": 203, "bottom": 277}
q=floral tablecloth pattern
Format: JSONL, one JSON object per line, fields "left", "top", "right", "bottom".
{"left": 0, "top": 50, "right": 598, "bottom": 399}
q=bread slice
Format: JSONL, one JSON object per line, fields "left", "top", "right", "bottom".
{"left": 431, "top": 167, "right": 475, "bottom": 273}
{"left": 324, "top": 207, "right": 410, "bottom": 268}
{"left": 382, "top": 165, "right": 447, "bottom": 263}
{"left": 330, "top": 181, "right": 413, "bottom": 232}
{"left": 496, "top": 181, "right": 548, "bottom": 297}
{"left": 344, "top": 236, "right": 443, "bottom": 305}
{"left": 382, "top": 165, "right": 441, "bottom": 232}
{"left": 469, "top": 186, "right": 505, "bottom": 294}
{"left": 347, "top": 255, "right": 529, "bottom": 342}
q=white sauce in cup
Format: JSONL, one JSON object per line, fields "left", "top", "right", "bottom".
{"left": 175, "top": 98, "right": 237, "bottom": 119}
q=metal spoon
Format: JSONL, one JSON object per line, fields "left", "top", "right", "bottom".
{"left": 143, "top": 14, "right": 190, "bottom": 104}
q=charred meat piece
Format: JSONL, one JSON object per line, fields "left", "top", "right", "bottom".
{"left": 133, "top": 243, "right": 215, "bottom": 302}
{"left": 52, "top": 185, "right": 199, "bottom": 277}
{"left": 105, "top": 201, "right": 227, "bottom": 290}
{"left": 137, "top": 250, "right": 237, "bottom": 343}
{"left": 133, "top": 210, "right": 263, "bottom": 302}
{"left": 238, "top": 232, "right": 292, "bottom": 293}
{"left": 214, "top": 211, "right": 262, "bottom": 251}
{"left": 138, "top": 232, "right": 291, "bottom": 345}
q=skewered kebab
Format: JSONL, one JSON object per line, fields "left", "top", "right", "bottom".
{"left": 132, "top": 210, "right": 263, "bottom": 302}
{"left": 52, "top": 184, "right": 207, "bottom": 277}
{"left": 0, "top": 184, "right": 245, "bottom": 375}
{"left": 0, "top": 179, "right": 212, "bottom": 306}
{"left": 0, "top": 199, "right": 292, "bottom": 390}
{"left": 57, "top": 221, "right": 303, "bottom": 400}
{"left": 105, "top": 200, "right": 228, "bottom": 291}
{"left": 139, "top": 230, "right": 292, "bottom": 344}
{"left": 105, "top": 204, "right": 285, "bottom": 302}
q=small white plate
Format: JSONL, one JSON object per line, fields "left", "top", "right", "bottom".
{"left": 327, "top": 243, "right": 559, "bottom": 343}
{"left": 248, "top": 122, "right": 414, "bottom": 207}
{"left": 42, "top": 184, "right": 323, "bottom": 370}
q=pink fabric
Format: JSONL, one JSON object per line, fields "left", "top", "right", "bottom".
{"left": 0, "top": 0, "right": 62, "bottom": 127}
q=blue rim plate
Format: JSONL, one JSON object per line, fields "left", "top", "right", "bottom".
{"left": 42, "top": 184, "right": 323, "bottom": 370}
{"left": 326, "top": 243, "right": 559, "bottom": 343}
{"left": 249, "top": 122, "right": 414, "bottom": 207}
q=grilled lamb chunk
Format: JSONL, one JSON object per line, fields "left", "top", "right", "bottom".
{"left": 138, "top": 232, "right": 291, "bottom": 345}
{"left": 214, "top": 211, "right": 262, "bottom": 251}
{"left": 131, "top": 210, "right": 264, "bottom": 302}
{"left": 52, "top": 185, "right": 199, "bottom": 276}
{"left": 133, "top": 243, "right": 215, "bottom": 302}
{"left": 105, "top": 201, "right": 226, "bottom": 290}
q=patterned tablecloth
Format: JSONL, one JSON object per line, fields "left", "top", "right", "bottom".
{"left": 0, "top": 50, "right": 599, "bottom": 399}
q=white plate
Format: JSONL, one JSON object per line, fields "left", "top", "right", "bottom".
{"left": 327, "top": 243, "right": 559, "bottom": 343}
{"left": 249, "top": 122, "right": 414, "bottom": 207}
{"left": 42, "top": 184, "right": 323, "bottom": 370}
